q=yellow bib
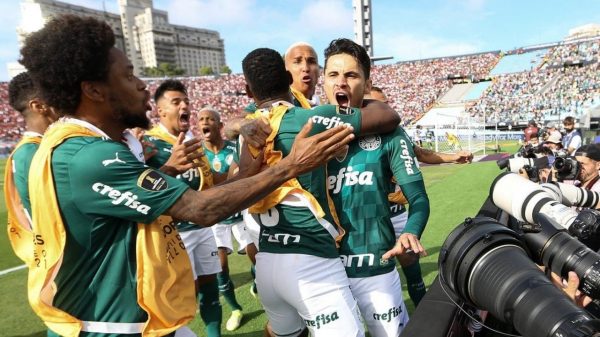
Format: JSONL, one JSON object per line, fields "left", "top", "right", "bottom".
{"left": 28, "top": 122, "right": 196, "bottom": 337}
{"left": 245, "top": 104, "right": 345, "bottom": 245}
{"left": 145, "top": 126, "right": 213, "bottom": 190}
{"left": 4, "top": 135, "right": 41, "bottom": 265}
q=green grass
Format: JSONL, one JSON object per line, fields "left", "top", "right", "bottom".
{"left": 0, "top": 157, "right": 507, "bottom": 336}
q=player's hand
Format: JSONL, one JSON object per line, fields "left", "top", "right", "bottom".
{"left": 382, "top": 233, "right": 427, "bottom": 260}
{"left": 130, "top": 128, "right": 158, "bottom": 161}
{"left": 237, "top": 142, "right": 266, "bottom": 178}
{"left": 550, "top": 271, "right": 592, "bottom": 308}
{"left": 281, "top": 119, "right": 354, "bottom": 176}
{"left": 454, "top": 150, "right": 473, "bottom": 164}
{"left": 240, "top": 117, "right": 271, "bottom": 148}
{"left": 162, "top": 133, "right": 204, "bottom": 175}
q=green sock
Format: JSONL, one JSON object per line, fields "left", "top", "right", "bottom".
{"left": 402, "top": 261, "right": 426, "bottom": 306}
{"left": 198, "top": 280, "right": 222, "bottom": 337}
{"left": 217, "top": 271, "right": 243, "bottom": 311}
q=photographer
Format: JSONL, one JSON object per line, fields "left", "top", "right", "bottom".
{"left": 573, "top": 144, "right": 600, "bottom": 192}
{"left": 562, "top": 116, "right": 582, "bottom": 156}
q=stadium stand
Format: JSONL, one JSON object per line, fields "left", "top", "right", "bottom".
{"left": 0, "top": 37, "right": 598, "bottom": 151}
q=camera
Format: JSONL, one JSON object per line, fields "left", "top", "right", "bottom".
{"left": 553, "top": 151, "right": 581, "bottom": 181}
{"left": 496, "top": 156, "right": 549, "bottom": 182}
{"left": 426, "top": 172, "right": 600, "bottom": 337}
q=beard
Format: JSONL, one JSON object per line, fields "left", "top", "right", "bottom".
{"left": 110, "top": 95, "right": 151, "bottom": 130}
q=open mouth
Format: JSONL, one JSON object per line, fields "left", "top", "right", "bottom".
{"left": 335, "top": 92, "right": 350, "bottom": 108}
{"left": 179, "top": 113, "right": 190, "bottom": 127}
{"left": 302, "top": 75, "right": 312, "bottom": 83}
{"left": 201, "top": 126, "right": 211, "bottom": 138}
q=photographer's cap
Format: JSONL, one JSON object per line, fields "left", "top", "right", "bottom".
{"left": 575, "top": 144, "right": 600, "bottom": 161}
{"left": 544, "top": 133, "right": 561, "bottom": 144}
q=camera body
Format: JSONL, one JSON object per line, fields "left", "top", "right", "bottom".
{"left": 553, "top": 150, "right": 581, "bottom": 181}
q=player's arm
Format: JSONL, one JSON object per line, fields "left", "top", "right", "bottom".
{"left": 358, "top": 99, "right": 399, "bottom": 134}
{"left": 414, "top": 146, "right": 473, "bottom": 164}
{"left": 168, "top": 121, "right": 355, "bottom": 226}
{"left": 224, "top": 116, "right": 271, "bottom": 148}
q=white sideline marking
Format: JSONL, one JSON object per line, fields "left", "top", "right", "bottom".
{"left": 0, "top": 264, "right": 26, "bottom": 276}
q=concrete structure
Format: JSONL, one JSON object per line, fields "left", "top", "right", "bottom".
{"left": 11, "top": 0, "right": 226, "bottom": 77}
{"left": 352, "top": 0, "right": 373, "bottom": 57}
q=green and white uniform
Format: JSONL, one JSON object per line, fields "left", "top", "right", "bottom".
{"left": 144, "top": 128, "right": 221, "bottom": 277}
{"left": 49, "top": 121, "right": 189, "bottom": 337}
{"left": 252, "top": 102, "right": 365, "bottom": 337}
{"left": 204, "top": 141, "right": 252, "bottom": 253}
{"left": 328, "top": 127, "right": 428, "bottom": 337}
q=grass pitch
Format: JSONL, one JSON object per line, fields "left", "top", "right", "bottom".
{"left": 0, "top": 148, "right": 512, "bottom": 336}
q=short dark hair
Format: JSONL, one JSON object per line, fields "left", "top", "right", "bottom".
{"left": 154, "top": 79, "right": 188, "bottom": 103}
{"left": 8, "top": 72, "right": 37, "bottom": 115}
{"left": 324, "top": 38, "right": 371, "bottom": 79}
{"left": 563, "top": 116, "right": 575, "bottom": 125}
{"left": 242, "top": 48, "right": 290, "bottom": 101}
{"left": 19, "top": 15, "right": 115, "bottom": 116}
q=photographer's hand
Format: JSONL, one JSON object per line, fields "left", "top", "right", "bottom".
{"left": 551, "top": 271, "right": 592, "bottom": 308}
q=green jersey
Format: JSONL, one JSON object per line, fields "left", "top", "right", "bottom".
{"left": 144, "top": 135, "right": 200, "bottom": 232}
{"left": 253, "top": 103, "right": 361, "bottom": 258}
{"left": 203, "top": 140, "right": 242, "bottom": 224}
{"left": 328, "top": 127, "right": 423, "bottom": 277}
{"left": 50, "top": 137, "right": 188, "bottom": 331}
{"left": 11, "top": 139, "right": 40, "bottom": 215}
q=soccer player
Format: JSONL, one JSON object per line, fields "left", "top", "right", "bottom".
{"left": 143, "top": 80, "right": 223, "bottom": 337}
{"left": 197, "top": 107, "right": 254, "bottom": 331}
{"left": 241, "top": 47, "right": 400, "bottom": 337}
{"left": 322, "top": 38, "right": 430, "bottom": 336}
{"left": 20, "top": 15, "right": 355, "bottom": 337}
{"left": 367, "top": 86, "right": 472, "bottom": 307}
{"left": 4, "top": 72, "right": 58, "bottom": 264}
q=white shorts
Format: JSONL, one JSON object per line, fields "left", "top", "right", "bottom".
{"left": 180, "top": 228, "right": 221, "bottom": 277}
{"left": 390, "top": 212, "right": 408, "bottom": 240}
{"left": 349, "top": 270, "right": 409, "bottom": 337}
{"left": 211, "top": 221, "right": 254, "bottom": 254}
{"left": 256, "top": 252, "right": 364, "bottom": 337}
{"left": 242, "top": 209, "right": 261, "bottom": 249}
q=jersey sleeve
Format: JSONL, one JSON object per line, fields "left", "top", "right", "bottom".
{"left": 387, "top": 127, "right": 423, "bottom": 185}
{"left": 244, "top": 102, "right": 257, "bottom": 113}
{"left": 298, "top": 104, "right": 362, "bottom": 135}
{"left": 68, "top": 141, "right": 189, "bottom": 224}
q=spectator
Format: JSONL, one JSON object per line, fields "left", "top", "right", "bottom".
{"left": 562, "top": 116, "right": 582, "bottom": 155}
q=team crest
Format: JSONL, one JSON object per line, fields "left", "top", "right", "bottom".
{"left": 358, "top": 136, "right": 381, "bottom": 151}
{"left": 212, "top": 158, "right": 222, "bottom": 172}
{"left": 137, "top": 169, "right": 168, "bottom": 191}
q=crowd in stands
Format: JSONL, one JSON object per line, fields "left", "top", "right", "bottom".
{"left": 468, "top": 39, "right": 600, "bottom": 126}
{"left": 1, "top": 38, "right": 598, "bottom": 146}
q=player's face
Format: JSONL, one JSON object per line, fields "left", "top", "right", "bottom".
{"left": 157, "top": 90, "right": 191, "bottom": 135}
{"left": 576, "top": 156, "right": 600, "bottom": 184}
{"left": 106, "top": 48, "right": 151, "bottom": 129}
{"left": 197, "top": 110, "right": 222, "bottom": 142}
{"left": 324, "top": 53, "right": 370, "bottom": 108}
{"left": 285, "top": 45, "right": 319, "bottom": 98}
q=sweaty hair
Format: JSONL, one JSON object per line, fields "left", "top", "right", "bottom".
{"left": 8, "top": 72, "right": 37, "bottom": 115}
{"left": 324, "top": 38, "right": 371, "bottom": 79}
{"left": 19, "top": 15, "right": 115, "bottom": 116}
{"left": 242, "top": 48, "right": 290, "bottom": 101}
{"left": 154, "top": 79, "right": 188, "bottom": 103}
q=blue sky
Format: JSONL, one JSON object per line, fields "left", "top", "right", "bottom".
{"left": 0, "top": 0, "right": 599, "bottom": 80}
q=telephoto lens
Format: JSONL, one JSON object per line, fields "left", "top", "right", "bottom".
{"left": 439, "top": 216, "right": 600, "bottom": 337}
